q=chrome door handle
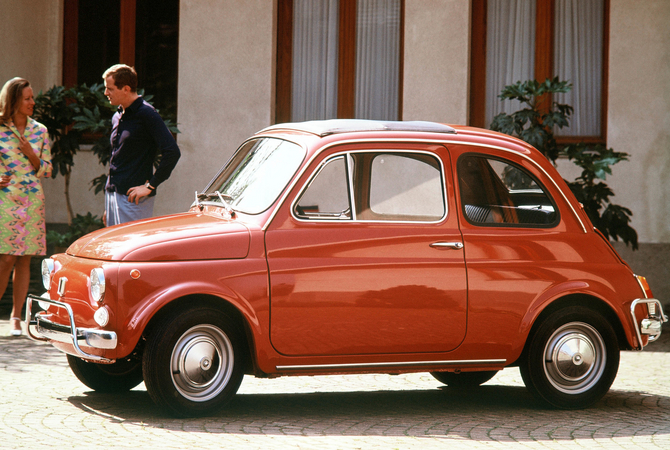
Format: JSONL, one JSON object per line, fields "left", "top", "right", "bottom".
{"left": 430, "top": 242, "right": 464, "bottom": 250}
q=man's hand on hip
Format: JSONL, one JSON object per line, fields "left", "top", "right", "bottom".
{"left": 127, "top": 184, "right": 152, "bottom": 204}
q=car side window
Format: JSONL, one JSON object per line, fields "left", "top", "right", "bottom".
{"left": 294, "top": 156, "right": 352, "bottom": 220}
{"left": 457, "top": 154, "right": 558, "bottom": 227}
{"left": 294, "top": 151, "right": 445, "bottom": 222}
{"left": 366, "top": 153, "right": 444, "bottom": 221}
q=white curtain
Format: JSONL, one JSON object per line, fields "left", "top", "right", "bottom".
{"left": 292, "top": 0, "right": 340, "bottom": 121}
{"left": 554, "top": 0, "right": 604, "bottom": 137}
{"left": 486, "top": 0, "right": 536, "bottom": 127}
{"left": 355, "top": 0, "right": 401, "bottom": 120}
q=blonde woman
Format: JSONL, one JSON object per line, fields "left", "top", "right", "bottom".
{"left": 0, "top": 78, "right": 52, "bottom": 336}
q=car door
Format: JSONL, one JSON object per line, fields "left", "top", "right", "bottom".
{"left": 265, "top": 144, "right": 467, "bottom": 356}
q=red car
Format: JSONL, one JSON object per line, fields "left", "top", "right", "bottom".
{"left": 28, "top": 120, "right": 666, "bottom": 417}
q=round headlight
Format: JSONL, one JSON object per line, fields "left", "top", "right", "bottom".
{"left": 41, "top": 259, "right": 55, "bottom": 290}
{"left": 90, "top": 268, "right": 106, "bottom": 303}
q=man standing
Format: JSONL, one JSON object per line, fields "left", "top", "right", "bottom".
{"left": 102, "top": 64, "right": 180, "bottom": 226}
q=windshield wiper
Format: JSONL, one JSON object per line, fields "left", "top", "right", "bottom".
{"left": 193, "top": 190, "right": 235, "bottom": 218}
{"left": 214, "top": 191, "right": 236, "bottom": 218}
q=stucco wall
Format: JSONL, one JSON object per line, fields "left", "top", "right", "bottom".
{"left": 403, "top": 0, "right": 471, "bottom": 124}
{"left": 166, "top": 0, "right": 277, "bottom": 216}
{"left": 41, "top": 150, "right": 106, "bottom": 223}
{"left": 605, "top": 0, "right": 670, "bottom": 244}
{"left": 0, "top": 0, "right": 62, "bottom": 94}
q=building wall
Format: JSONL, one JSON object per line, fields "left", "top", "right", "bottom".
{"left": 606, "top": 0, "right": 670, "bottom": 245}
{"left": 167, "top": 0, "right": 277, "bottom": 215}
{"left": 41, "top": 150, "right": 105, "bottom": 223}
{"left": 556, "top": 0, "right": 670, "bottom": 304}
{"left": 403, "top": 0, "right": 470, "bottom": 124}
{"left": 0, "top": 0, "right": 62, "bottom": 94}
{"left": 605, "top": 0, "right": 670, "bottom": 303}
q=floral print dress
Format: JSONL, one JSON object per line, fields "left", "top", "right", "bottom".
{"left": 0, "top": 118, "right": 52, "bottom": 255}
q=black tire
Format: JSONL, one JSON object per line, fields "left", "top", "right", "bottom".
{"left": 67, "top": 354, "right": 144, "bottom": 393}
{"left": 430, "top": 370, "right": 498, "bottom": 387}
{"left": 520, "top": 307, "right": 619, "bottom": 409}
{"left": 142, "top": 306, "right": 245, "bottom": 417}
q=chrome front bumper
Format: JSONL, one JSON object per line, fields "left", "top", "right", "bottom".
{"left": 630, "top": 298, "right": 668, "bottom": 350}
{"left": 26, "top": 294, "right": 117, "bottom": 362}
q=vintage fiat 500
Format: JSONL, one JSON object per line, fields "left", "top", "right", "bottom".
{"left": 28, "top": 120, "right": 666, "bottom": 417}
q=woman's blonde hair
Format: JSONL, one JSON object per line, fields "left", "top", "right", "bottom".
{"left": 0, "top": 77, "right": 31, "bottom": 124}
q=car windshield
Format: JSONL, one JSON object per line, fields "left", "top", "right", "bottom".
{"left": 203, "top": 137, "right": 305, "bottom": 214}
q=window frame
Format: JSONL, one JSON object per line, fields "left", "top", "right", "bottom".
{"left": 468, "top": 0, "right": 610, "bottom": 144}
{"left": 294, "top": 155, "right": 354, "bottom": 220}
{"left": 457, "top": 153, "right": 561, "bottom": 229}
{"left": 292, "top": 149, "right": 447, "bottom": 224}
{"left": 63, "top": 0, "right": 137, "bottom": 87}
{"left": 366, "top": 152, "right": 445, "bottom": 220}
{"left": 275, "top": 0, "right": 405, "bottom": 124}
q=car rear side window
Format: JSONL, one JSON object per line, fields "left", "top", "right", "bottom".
{"left": 457, "top": 154, "right": 558, "bottom": 227}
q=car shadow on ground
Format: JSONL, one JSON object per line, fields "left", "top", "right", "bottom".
{"left": 65, "top": 384, "right": 670, "bottom": 441}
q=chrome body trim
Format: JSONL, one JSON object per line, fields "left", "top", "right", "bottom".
{"left": 289, "top": 149, "right": 449, "bottom": 225}
{"left": 26, "top": 294, "right": 116, "bottom": 362}
{"left": 630, "top": 298, "right": 668, "bottom": 349}
{"left": 276, "top": 358, "right": 506, "bottom": 371}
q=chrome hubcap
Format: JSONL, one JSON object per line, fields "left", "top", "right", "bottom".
{"left": 543, "top": 322, "right": 605, "bottom": 394}
{"left": 171, "top": 325, "right": 234, "bottom": 402}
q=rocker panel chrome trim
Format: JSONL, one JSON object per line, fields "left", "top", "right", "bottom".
{"left": 276, "top": 358, "right": 506, "bottom": 371}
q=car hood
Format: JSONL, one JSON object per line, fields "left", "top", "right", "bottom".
{"left": 67, "top": 212, "right": 250, "bottom": 262}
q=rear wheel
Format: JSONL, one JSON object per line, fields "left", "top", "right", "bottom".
{"left": 430, "top": 370, "right": 498, "bottom": 387}
{"left": 67, "top": 354, "right": 143, "bottom": 393}
{"left": 142, "top": 307, "right": 245, "bottom": 417}
{"left": 520, "top": 307, "right": 619, "bottom": 409}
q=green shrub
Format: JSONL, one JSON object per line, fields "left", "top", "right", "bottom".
{"left": 490, "top": 77, "right": 638, "bottom": 249}
{"left": 46, "top": 212, "right": 104, "bottom": 249}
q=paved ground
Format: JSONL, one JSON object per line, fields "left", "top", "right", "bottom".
{"left": 1, "top": 317, "right": 669, "bottom": 450}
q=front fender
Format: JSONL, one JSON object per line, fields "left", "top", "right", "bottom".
{"left": 112, "top": 258, "right": 269, "bottom": 359}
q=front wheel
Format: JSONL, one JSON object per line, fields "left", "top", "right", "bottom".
{"left": 67, "top": 354, "right": 143, "bottom": 393}
{"left": 142, "top": 307, "right": 245, "bottom": 417}
{"left": 520, "top": 307, "right": 619, "bottom": 409}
